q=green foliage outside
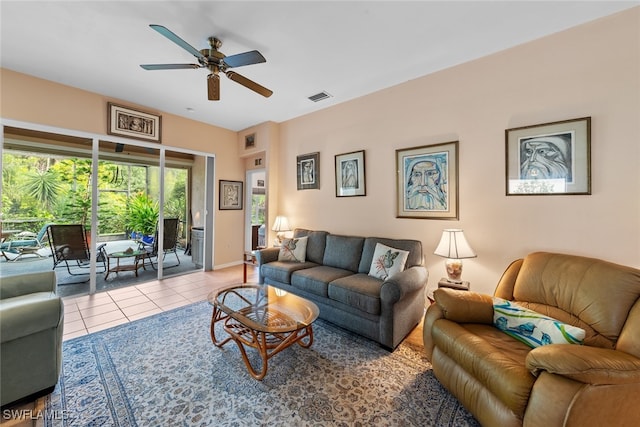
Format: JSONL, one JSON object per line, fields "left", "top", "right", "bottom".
{"left": 251, "top": 194, "right": 265, "bottom": 225}
{"left": 126, "top": 193, "right": 159, "bottom": 237}
{"left": 1, "top": 152, "right": 187, "bottom": 238}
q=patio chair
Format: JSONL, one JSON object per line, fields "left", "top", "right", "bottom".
{"left": 46, "top": 224, "right": 107, "bottom": 275}
{"left": 139, "top": 218, "right": 181, "bottom": 269}
{"left": 0, "top": 223, "right": 51, "bottom": 262}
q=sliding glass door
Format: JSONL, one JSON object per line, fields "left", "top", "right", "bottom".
{"left": 1, "top": 125, "right": 207, "bottom": 297}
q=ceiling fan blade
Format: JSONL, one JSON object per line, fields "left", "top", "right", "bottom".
{"left": 207, "top": 74, "right": 220, "bottom": 101}
{"left": 149, "top": 24, "right": 206, "bottom": 62}
{"left": 225, "top": 71, "right": 273, "bottom": 98}
{"left": 140, "top": 64, "right": 201, "bottom": 70}
{"left": 223, "top": 50, "right": 266, "bottom": 68}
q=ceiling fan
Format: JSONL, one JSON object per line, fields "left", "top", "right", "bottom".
{"left": 140, "top": 24, "right": 272, "bottom": 101}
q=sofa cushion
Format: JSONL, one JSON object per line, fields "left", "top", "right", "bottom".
{"left": 368, "top": 243, "right": 409, "bottom": 280}
{"left": 291, "top": 266, "right": 354, "bottom": 298}
{"left": 493, "top": 297, "right": 585, "bottom": 348}
{"left": 323, "top": 235, "right": 365, "bottom": 272}
{"left": 293, "top": 229, "right": 328, "bottom": 265}
{"left": 358, "top": 237, "right": 423, "bottom": 273}
{"left": 432, "top": 320, "right": 535, "bottom": 418}
{"left": 260, "top": 261, "right": 317, "bottom": 285}
{"left": 328, "top": 273, "right": 383, "bottom": 315}
{"left": 278, "top": 236, "right": 308, "bottom": 262}
{"left": 512, "top": 252, "right": 640, "bottom": 345}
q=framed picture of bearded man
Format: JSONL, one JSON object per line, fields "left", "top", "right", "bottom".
{"left": 505, "top": 117, "right": 591, "bottom": 196}
{"left": 396, "top": 141, "right": 459, "bottom": 219}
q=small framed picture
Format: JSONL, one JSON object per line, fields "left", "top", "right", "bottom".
{"left": 506, "top": 117, "right": 591, "bottom": 195}
{"left": 245, "top": 133, "right": 256, "bottom": 149}
{"left": 335, "top": 150, "right": 366, "bottom": 197}
{"left": 219, "top": 180, "right": 243, "bottom": 210}
{"left": 297, "top": 152, "right": 320, "bottom": 190}
{"left": 107, "top": 102, "right": 162, "bottom": 143}
{"left": 396, "top": 141, "right": 459, "bottom": 219}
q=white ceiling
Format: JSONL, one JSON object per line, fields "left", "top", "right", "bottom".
{"left": 1, "top": 1, "right": 637, "bottom": 132}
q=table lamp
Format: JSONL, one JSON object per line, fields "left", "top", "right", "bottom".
{"left": 433, "top": 229, "right": 476, "bottom": 284}
{"left": 271, "top": 216, "right": 291, "bottom": 246}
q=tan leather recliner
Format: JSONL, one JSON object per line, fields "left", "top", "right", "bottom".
{"left": 423, "top": 252, "right": 640, "bottom": 427}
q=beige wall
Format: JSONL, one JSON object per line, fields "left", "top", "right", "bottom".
{"left": 2, "top": 8, "right": 638, "bottom": 288}
{"left": 275, "top": 8, "right": 640, "bottom": 294}
{"left": 239, "top": 121, "right": 281, "bottom": 246}
{"left": 0, "top": 68, "right": 244, "bottom": 268}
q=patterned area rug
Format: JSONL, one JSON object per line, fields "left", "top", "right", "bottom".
{"left": 44, "top": 301, "right": 479, "bottom": 426}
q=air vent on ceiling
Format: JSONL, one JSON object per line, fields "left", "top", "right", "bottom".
{"left": 307, "top": 91, "right": 333, "bottom": 102}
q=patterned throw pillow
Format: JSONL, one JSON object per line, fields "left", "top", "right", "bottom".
{"left": 368, "top": 243, "right": 409, "bottom": 280}
{"left": 278, "top": 236, "right": 308, "bottom": 262}
{"left": 492, "top": 297, "right": 585, "bottom": 348}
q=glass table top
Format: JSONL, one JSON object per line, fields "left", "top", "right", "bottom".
{"left": 208, "top": 284, "right": 319, "bottom": 333}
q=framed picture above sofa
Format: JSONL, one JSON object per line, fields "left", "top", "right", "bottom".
{"left": 335, "top": 150, "right": 366, "bottom": 197}
{"left": 396, "top": 141, "right": 459, "bottom": 220}
{"left": 297, "top": 152, "right": 320, "bottom": 190}
{"left": 505, "top": 116, "right": 591, "bottom": 196}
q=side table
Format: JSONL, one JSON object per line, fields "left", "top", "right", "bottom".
{"left": 243, "top": 251, "right": 257, "bottom": 283}
{"left": 426, "top": 279, "right": 471, "bottom": 307}
{"left": 105, "top": 250, "right": 147, "bottom": 280}
{"left": 438, "top": 278, "right": 470, "bottom": 291}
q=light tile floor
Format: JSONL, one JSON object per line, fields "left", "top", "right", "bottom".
{"left": 61, "top": 264, "right": 257, "bottom": 341}
{"left": 1, "top": 264, "right": 258, "bottom": 427}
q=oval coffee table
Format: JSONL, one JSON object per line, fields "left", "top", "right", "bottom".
{"left": 208, "top": 284, "right": 319, "bottom": 380}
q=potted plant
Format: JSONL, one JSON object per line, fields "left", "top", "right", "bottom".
{"left": 126, "top": 193, "right": 159, "bottom": 242}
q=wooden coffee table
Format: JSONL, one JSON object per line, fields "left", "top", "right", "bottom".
{"left": 208, "top": 284, "right": 319, "bottom": 380}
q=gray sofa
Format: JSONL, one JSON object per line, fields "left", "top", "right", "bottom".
{"left": 256, "top": 228, "right": 428, "bottom": 349}
{"left": 1, "top": 271, "right": 64, "bottom": 407}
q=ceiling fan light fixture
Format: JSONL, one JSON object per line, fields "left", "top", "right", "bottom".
{"left": 142, "top": 25, "right": 272, "bottom": 101}
{"left": 207, "top": 74, "right": 220, "bottom": 101}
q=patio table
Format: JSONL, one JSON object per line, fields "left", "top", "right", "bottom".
{"left": 105, "top": 249, "right": 148, "bottom": 279}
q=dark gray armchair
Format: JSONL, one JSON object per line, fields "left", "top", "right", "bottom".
{"left": 0, "top": 271, "right": 63, "bottom": 407}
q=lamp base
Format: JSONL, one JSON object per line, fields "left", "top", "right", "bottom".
{"left": 444, "top": 258, "right": 464, "bottom": 282}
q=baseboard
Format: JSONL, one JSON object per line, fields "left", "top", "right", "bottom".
{"left": 214, "top": 260, "right": 243, "bottom": 270}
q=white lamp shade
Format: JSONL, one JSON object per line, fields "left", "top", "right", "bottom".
{"left": 272, "top": 216, "right": 291, "bottom": 232}
{"left": 434, "top": 229, "right": 476, "bottom": 259}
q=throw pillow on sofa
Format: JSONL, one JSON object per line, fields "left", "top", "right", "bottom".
{"left": 368, "top": 243, "right": 409, "bottom": 280}
{"left": 492, "top": 297, "right": 585, "bottom": 348}
{"left": 278, "top": 237, "right": 308, "bottom": 262}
